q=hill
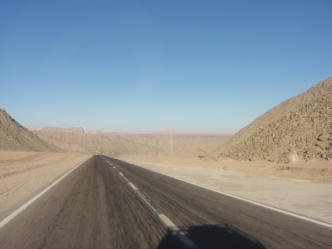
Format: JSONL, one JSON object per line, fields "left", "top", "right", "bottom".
{"left": 0, "top": 109, "right": 59, "bottom": 152}
{"left": 31, "top": 127, "right": 229, "bottom": 157}
{"left": 206, "top": 77, "right": 332, "bottom": 163}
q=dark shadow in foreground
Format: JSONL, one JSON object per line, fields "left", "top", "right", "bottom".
{"left": 157, "top": 224, "right": 266, "bottom": 249}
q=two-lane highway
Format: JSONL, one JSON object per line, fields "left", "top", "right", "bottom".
{"left": 0, "top": 155, "right": 331, "bottom": 249}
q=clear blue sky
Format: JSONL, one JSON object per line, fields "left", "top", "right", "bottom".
{"left": 1, "top": 0, "right": 331, "bottom": 133}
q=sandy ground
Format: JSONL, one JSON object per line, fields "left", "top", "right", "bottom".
{"left": 118, "top": 155, "right": 332, "bottom": 224}
{"left": 0, "top": 151, "right": 89, "bottom": 221}
{"left": 118, "top": 155, "right": 332, "bottom": 182}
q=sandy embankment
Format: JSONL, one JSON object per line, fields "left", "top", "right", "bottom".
{"left": 118, "top": 155, "right": 332, "bottom": 224}
{"left": 0, "top": 151, "right": 89, "bottom": 221}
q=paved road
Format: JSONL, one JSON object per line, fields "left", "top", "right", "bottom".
{"left": 0, "top": 156, "right": 331, "bottom": 249}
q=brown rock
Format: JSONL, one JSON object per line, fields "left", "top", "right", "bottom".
{"left": 206, "top": 77, "right": 332, "bottom": 162}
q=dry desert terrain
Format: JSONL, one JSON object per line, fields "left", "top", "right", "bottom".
{"left": 0, "top": 151, "right": 89, "bottom": 221}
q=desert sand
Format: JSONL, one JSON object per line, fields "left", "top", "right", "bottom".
{"left": 118, "top": 155, "right": 332, "bottom": 182}
{"left": 118, "top": 155, "right": 332, "bottom": 224}
{"left": 0, "top": 151, "right": 89, "bottom": 221}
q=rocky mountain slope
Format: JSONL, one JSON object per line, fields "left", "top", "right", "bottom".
{"left": 32, "top": 127, "right": 229, "bottom": 157}
{"left": 206, "top": 77, "right": 332, "bottom": 162}
{"left": 0, "top": 109, "right": 58, "bottom": 152}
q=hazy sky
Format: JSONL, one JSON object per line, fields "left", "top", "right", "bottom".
{"left": 1, "top": 0, "right": 331, "bottom": 133}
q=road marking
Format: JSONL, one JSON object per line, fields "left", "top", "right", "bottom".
{"left": 157, "top": 213, "right": 197, "bottom": 249}
{"left": 159, "top": 174, "right": 332, "bottom": 229}
{"left": 119, "top": 158, "right": 332, "bottom": 229}
{"left": 136, "top": 191, "right": 160, "bottom": 214}
{"left": 128, "top": 182, "right": 138, "bottom": 191}
{"left": 103, "top": 158, "right": 198, "bottom": 249}
{"left": 158, "top": 213, "right": 177, "bottom": 228}
{"left": 0, "top": 157, "right": 91, "bottom": 230}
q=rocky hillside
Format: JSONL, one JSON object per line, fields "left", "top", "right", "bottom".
{"left": 206, "top": 77, "right": 332, "bottom": 162}
{"left": 32, "top": 127, "right": 229, "bottom": 157}
{"left": 0, "top": 109, "right": 59, "bottom": 152}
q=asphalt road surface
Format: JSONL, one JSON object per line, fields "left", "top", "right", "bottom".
{"left": 0, "top": 155, "right": 331, "bottom": 249}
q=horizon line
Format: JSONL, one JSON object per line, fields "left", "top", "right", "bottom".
{"left": 28, "top": 126, "right": 236, "bottom": 135}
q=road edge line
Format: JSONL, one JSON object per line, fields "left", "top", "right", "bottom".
{"left": 121, "top": 159, "right": 332, "bottom": 229}
{"left": 0, "top": 156, "right": 92, "bottom": 230}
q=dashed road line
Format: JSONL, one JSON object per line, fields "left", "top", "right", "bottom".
{"left": 157, "top": 213, "right": 197, "bottom": 249}
{"left": 103, "top": 158, "right": 198, "bottom": 249}
{"left": 135, "top": 191, "right": 160, "bottom": 214}
{"left": 128, "top": 182, "right": 138, "bottom": 191}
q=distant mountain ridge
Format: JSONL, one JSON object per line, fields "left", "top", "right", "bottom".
{"left": 0, "top": 110, "right": 229, "bottom": 157}
{"left": 29, "top": 126, "right": 85, "bottom": 135}
{"left": 0, "top": 109, "right": 59, "bottom": 152}
{"left": 206, "top": 77, "right": 332, "bottom": 162}
{"left": 32, "top": 127, "right": 229, "bottom": 157}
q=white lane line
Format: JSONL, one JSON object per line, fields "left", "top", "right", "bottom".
{"left": 0, "top": 157, "right": 91, "bottom": 230}
{"left": 158, "top": 213, "right": 177, "bottom": 228}
{"left": 128, "top": 182, "right": 138, "bottom": 191}
{"left": 136, "top": 191, "right": 160, "bottom": 214}
{"left": 158, "top": 213, "right": 197, "bottom": 249}
{"left": 120, "top": 159, "right": 332, "bottom": 229}
{"left": 104, "top": 159, "right": 198, "bottom": 249}
{"left": 119, "top": 172, "right": 130, "bottom": 182}
{"left": 161, "top": 175, "right": 332, "bottom": 229}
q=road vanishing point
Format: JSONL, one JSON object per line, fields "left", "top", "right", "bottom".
{"left": 0, "top": 155, "right": 331, "bottom": 249}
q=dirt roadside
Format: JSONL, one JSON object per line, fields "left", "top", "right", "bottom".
{"left": 0, "top": 151, "right": 89, "bottom": 221}
{"left": 118, "top": 155, "right": 332, "bottom": 182}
